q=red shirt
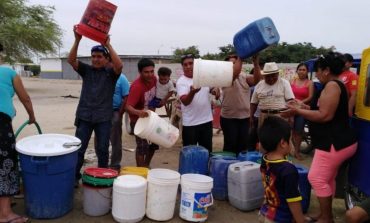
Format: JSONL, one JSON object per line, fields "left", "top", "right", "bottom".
{"left": 127, "top": 76, "right": 156, "bottom": 123}
{"left": 339, "top": 70, "right": 358, "bottom": 97}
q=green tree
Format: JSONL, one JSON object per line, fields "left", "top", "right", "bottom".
{"left": 0, "top": 0, "right": 62, "bottom": 63}
{"left": 172, "top": 46, "right": 200, "bottom": 63}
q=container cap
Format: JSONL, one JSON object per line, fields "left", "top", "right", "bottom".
{"left": 113, "top": 175, "right": 147, "bottom": 192}
{"left": 16, "top": 134, "right": 81, "bottom": 156}
{"left": 84, "top": 167, "right": 118, "bottom": 179}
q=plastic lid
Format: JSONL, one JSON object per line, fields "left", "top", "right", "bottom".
{"left": 16, "top": 134, "right": 81, "bottom": 156}
{"left": 84, "top": 167, "right": 118, "bottom": 179}
{"left": 148, "top": 168, "right": 180, "bottom": 184}
{"left": 113, "top": 175, "right": 147, "bottom": 192}
{"left": 82, "top": 174, "right": 115, "bottom": 187}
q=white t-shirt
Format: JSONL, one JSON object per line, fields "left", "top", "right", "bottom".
{"left": 251, "top": 78, "right": 294, "bottom": 110}
{"left": 176, "top": 75, "right": 213, "bottom": 126}
{"left": 156, "top": 80, "right": 175, "bottom": 99}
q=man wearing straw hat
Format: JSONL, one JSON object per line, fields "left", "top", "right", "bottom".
{"left": 250, "top": 62, "right": 295, "bottom": 129}
{"left": 68, "top": 26, "right": 123, "bottom": 186}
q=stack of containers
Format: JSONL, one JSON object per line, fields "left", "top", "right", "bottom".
{"left": 228, "top": 161, "right": 264, "bottom": 211}
{"left": 112, "top": 175, "right": 147, "bottom": 223}
{"left": 82, "top": 167, "right": 118, "bottom": 216}
{"left": 179, "top": 145, "right": 209, "bottom": 175}
{"left": 146, "top": 169, "right": 181, "bottom": 221}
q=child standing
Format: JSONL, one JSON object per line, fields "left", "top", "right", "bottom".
{"left": 258, "top": 116, "right": 307, "bottom": 223}
{"left": 148, "top": 67, "right": 175, "bottom": 109}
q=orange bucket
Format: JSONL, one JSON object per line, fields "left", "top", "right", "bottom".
{"left": 76, "top": 0, "right": 117, "bottom": 43}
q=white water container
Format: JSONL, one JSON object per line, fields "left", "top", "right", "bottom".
{"left": 146, "top": 169, "right": 181, "bottom": 221}
{"left": 227, "top": 161, "right": 264, "bottom": 211}
{"left": 83, "top": 184, "right": 112, "bottom": 216}
{"left": 180, "top": 174, "right": 213, "bottom": 222}
{"left": 112, "top": 175, "right": 147, "bottom": 223}
{"left": 134, "top": 110, "right": 179, "bottom": 148}
{"left": 193, "top": 59, "right": 233, "bottom": 88}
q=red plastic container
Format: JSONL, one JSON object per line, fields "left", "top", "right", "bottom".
{"left": 84, "top": 167, "right": 118, "bottom": 178}
{"left": 76, "top": 0, "right": 117, "bottom": 43}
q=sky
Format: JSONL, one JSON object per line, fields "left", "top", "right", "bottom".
{"left": 28, "top": 0, "right": 370, "bottom": 57}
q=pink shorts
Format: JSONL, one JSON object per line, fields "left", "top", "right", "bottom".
{"left": 308, "top": 143, "right": 357, "bottom": 197}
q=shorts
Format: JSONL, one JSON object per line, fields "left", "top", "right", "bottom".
{"left": 130, "top": 122, "right": 159, "bottom": 155}
{"left": 293, "top": 115, "right": 305, "bottom": 133}
{"left": 148, "top": 97, "right": 162, "bottom": 109}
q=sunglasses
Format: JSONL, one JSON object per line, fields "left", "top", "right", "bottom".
{"left": 91, "top": 45, "right": 109, "bottom": 55}
{"left": 181, "top": 54, "right": 194, "bottom": 59}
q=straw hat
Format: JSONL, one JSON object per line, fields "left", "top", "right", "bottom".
{"left": 261, "top": 62, "right": 279, "bottom": 75}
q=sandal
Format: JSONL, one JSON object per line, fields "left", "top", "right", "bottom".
{"left": 305, "top": 216, "right": 318, "bottom": 223}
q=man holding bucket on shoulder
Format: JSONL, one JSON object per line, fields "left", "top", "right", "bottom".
{"left": 68, "top": 26, "right": 123, "bottom": 186}
{"left": 125, "top": 58, "right": 159, "bottom": 167}
{"left": 176, "top": 54, "right": 242, "bottom": 153}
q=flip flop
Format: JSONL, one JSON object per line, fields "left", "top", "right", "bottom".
{"left": 305, "top": 216, "right": 318, "bottom": 223}
{"left": 1, "top": 216, "right": 30, "bottom": 223}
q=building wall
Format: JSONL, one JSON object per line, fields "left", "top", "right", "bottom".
{"left": 40, "top": 58, "right": 63, "bottom": 79}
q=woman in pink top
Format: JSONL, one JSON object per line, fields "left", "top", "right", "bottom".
{"left": 290, "top": 63, "right": 313, "bottom": 160}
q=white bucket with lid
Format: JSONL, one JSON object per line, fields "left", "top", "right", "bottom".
{"left": 134, "top": 110, "right": 179, "bottom": 148}
{"left": 112, "top": 175, "right": 147, "bottom": 223}
{"left": 146, "top": 168, "right": 180, "bottom": 221}
{"left": 193, "top": 58, "right": 233, "bottom": 88}
{"left": 180, "top": 174, "right": 214, "bottom": 222}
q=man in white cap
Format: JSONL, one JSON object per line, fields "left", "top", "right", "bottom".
{"left": 250, "top": 62, "right": 294, "bottom": 128}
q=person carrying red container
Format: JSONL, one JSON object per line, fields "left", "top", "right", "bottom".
{"left": 68, "top": 26, "right": 123, "bottom": 186}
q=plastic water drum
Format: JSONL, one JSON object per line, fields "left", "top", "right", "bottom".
{"left": 180, "top": 174, "right": 213, "bottom": 222}
{"left": 294, "top": 164, "right": 311, "bottom": 213}
{"left": 179, "top": 145, "right": 209, "bottom": 175}
{"left": 228, "top": 161, "right": 264, "bottom": 211}
{"left": 193, "top": 59, "right": 233, "bottom": 88}
{"left": 134, "top": 110, "right": 179, "bottom": 148}
{"left": 16, "top": 134, "right": 81, "bottom": 219}
{"left": 209, "top": 158, "right": 239, "bottom": 200}
{"left": 76, "top": 0, "right": 117, "bottom": 43}
{"left": 82, "top": 168, "right": 118, "bottom": 216}
{"left": 233, "top": 17, "right": 280, "bottom": 59}
{"left": 146, "top": 169, "right": 180, "bottom": 221}
{"left": 112, "top": 175, "right": 147, "bottom": 223}
{"left": 120, "top": 166, "right": 149, "bottom": 179}
{"left": 237, "top": 151, "right": 263, "bottom": 164}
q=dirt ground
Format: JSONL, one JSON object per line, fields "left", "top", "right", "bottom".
{"left": 11, "top": 77, "right": 347, "bottom": 223}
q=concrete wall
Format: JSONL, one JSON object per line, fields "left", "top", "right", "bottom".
{"left": 40, "top": 58, "right": 63, "bottom": 79}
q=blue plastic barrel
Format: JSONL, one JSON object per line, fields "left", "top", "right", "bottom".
{"left": 179, "top": 145, "right": 209, "bottom": 175}
{"left": 294, "top": 164, "right": 311, "bottom": 213}
{"left": 16, "top": 134, "right": 81, "bottom": 219}
{"left": 19, "top": 152, "right": 77, "bottom": 218}
{"left": 349, "top": 118, "right": 370, "bottom": 196}
{"left": 238, "top": 151, "right": 263, "bottom": 164}
{"left": 233, "top": 17, "right": 280, "bottom": 59}
{"left": 210, "top": 158, "right": 239, "bottom": 200}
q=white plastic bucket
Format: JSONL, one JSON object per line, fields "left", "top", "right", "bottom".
{"left": 134, "top": 110, "right": 179, "bottom": 148}
{"left": 180, "top": 174, "right": 214, "bottom": 222}
{"left": 146, "top": 169, "right": 181, "bottom": 221}
{"left": 193, "top": 59, "right": 233, "bottom": 88}
{"left": 112, "top": 175, "right": 147, "bottom": 223}
{"left": 83, "top": 184, "right": 112, "bottom": 216}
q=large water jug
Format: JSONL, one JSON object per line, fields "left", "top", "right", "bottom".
{"left": 209, "top": 157, "right": 239, "bottom": 200}
{"left": 228, "top": 161, "right": 264, "bottom": 211}
{"left": 295, "top": 164, "right": 311, "bottom": 213}
{"left": 179, "top": 145, "right": 209, "bottom": 175}
{"left": 233, "top": 17, "right": 280, "bottom": 59}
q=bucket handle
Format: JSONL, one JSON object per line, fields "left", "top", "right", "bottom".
{"left": 15, "top": 120, "right": 42, "bottom": 139}
{"left": 194, "top": 193, "right": 213, "bottom": 208}
{"left": 31, "top": 156, "right": 49, "bottom": 165}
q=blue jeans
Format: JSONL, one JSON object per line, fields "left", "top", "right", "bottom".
{"left": 75, "top": 119, "right": 112, "bottom": 179}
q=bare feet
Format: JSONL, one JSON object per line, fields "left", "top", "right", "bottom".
{"left": 0, "top": 214, "right": 29, "bottom": 223}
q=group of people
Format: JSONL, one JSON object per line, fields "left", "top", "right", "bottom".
{"left": 0, "top": 25, "right": 369, "bottom": 222}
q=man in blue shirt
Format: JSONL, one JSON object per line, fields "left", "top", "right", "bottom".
{"left": 110, "top": 74, "right": 130, "bottom": 169}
